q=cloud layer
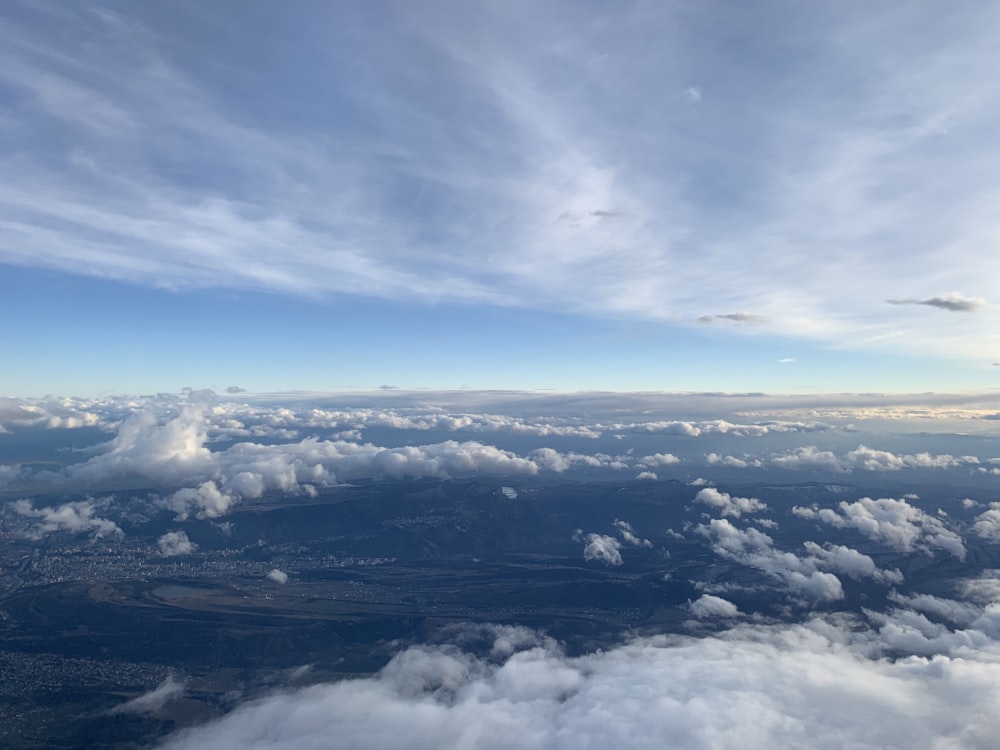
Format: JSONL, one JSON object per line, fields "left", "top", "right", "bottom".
{"left": 159, "top": 618, "right": 1000, "bottom": 750}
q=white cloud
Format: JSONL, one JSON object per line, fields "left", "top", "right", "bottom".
{"left": 639, "top": 452, "right": 681, "bottom": 466}
{"left": 801, "top": 542, "right": 903, "bottom": 585}
{"left": 705, "top": 453, "right": 763, "bottom": 469}
{"left": 635, "top": 470, "right": 657, "bottom": 480}
{"left": 158, "top": 530, "right": 197, "bottom": 557}
{"left": 793, "top": 497, "right": 966, "bottom": 560}
{"left": 771, "top": 445, "right": 978, "bottom": 473}
{"left": 111, "top": 675, "right": 184, "bottom": 715}
{"left": 694, "top": 519, "right": 844, "bottom": 603}
{"left": 50, "top": 407, "right": 602, "bottom": 518}
{"left": 577, "top": 532, "right": 623, "bottom": 566}
{"left": 11, "top": 498, "right": 122, "bottom": 539}
{"left": 694, "top": 487, "right": 768, "bottom": 518}
{"left": 158, "top": 620, "right": 1000, "bottom": 750}
{"left": 614, "top": 519, "right": 652, "bottom": 548}
{"left": 887, "top": 592, "right": 982, "bottom": 627}
{"left": 972, "top": 504, "right": 1000, "bottom": 541}
{"left": 267, "top": 569, "right": 289, "bottom": 584}
{"left": 689, "top": 594, "right": 740, "bottom": 619}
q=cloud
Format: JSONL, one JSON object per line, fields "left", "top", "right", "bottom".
{"left": 694, "top": 519, "right": 844, "bottom": 602}
{"left": 576, "top": 531, "right": 623, "bottom": 566}
{"left": 971, "top": 504, "right": 1000, "bottom": 541}
{"left": 2, "top": 3, "right": 1000, "bottom": 363}
{"left": 158, "top": 620, "right": 1000, "bottom": 750}
{"left": 698, "top": 313, "right": 769, "bottom": 324}
{"left": 887, "top": 592, "right": 982, "bottom": 627}
{"left": 772, "top": 446, "right": 846, "bottom": 472}
{"left": 53, "top": 406, "right": 594, "bottom": 518}
{"left": 694, "top": 487, "right": 768, "bottom": 518}
{"left": 639, "top": 452, "right": 681, "bottom": 466}
{"left": 10, "top": 498, "right": 122, "bottom": 539}
{"left": 706, "top": 453, "right": 762, "bottom": 469}
{"left": 267, "top": 569, "right": 289, "bottom": 584}
{"left": 683, "top": 86, "right": 702, "bottom": 102}
{"left": 771, "top": 445, "right": 978, "bottom": 473}
{"left": 689, "top": 594, "right": 740, "bottom": 618}
{"left": 886, "top": 293, "right": 986, "bottom": 312}
{"left": 158, "top": 530, "right": 197, "bottom": 557}
{"left": 226, "top": 386, "right": 247, "bottom": 394}
{"left": 614, "top": 519, "right": 652, "bottom": 548}
{"left": 111, "top": 675, "right": 184, "bottom": 715}
{"left": 801, "top": 542, "right": 903, "bottom": 585}
{"left": 68, "top": 406, "right": 213, "bottom": 486}
{"left": 793, "top": 497, "right": 966, "bottom": 560}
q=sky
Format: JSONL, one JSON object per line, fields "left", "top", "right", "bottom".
{"left": 2, "top": 0, "right": 1000, "bottom": 396}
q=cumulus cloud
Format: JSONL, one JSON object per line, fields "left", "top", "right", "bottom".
{"left": 793, "top": 497, "right": 966, "bottom": 560}
{"left": 158, "top": 621, "right": 1000, "bottom": 750}
{"left": 694, "top": 487, "right": 768, "bottom": 518}
{"left": 706, "top": 453, "right": 763, "bottom": 469}
{"left": 886, "top": 293, "right": 986, "bottom": 312}
{"left": 575, "top": 531, "right": 623, "bottom": 566}
{"left": 10, "top": 499, "right": 122, "bottom": 539}
{"left": 616, "top": 419, "right": 829, "bottom": 438}
{"left": 635, "top": 470, "right": 657, "bottom": 480}
{"left": 887, "top": 591, "right": 982, "bottom": 627}
{"left": 771, "top": 445, "right": 977, "bottom": 473}
{"left": 801, "top": 542, "right": 903, "bottom": 585}
{"left": 111, "top": 675, "right": 185, "bottom": 715}
{"left": 57, "top": 407, "right": 590, "bottom": 518}
{"left": 267, "top": 568, "right": 289, "bottom": 584}
{"left": 772, "top": 446, "right": 844, "bottom": 472}
{"left": 689, "top": 594, "right": 740, "bottom": 618}
{"left": 529, "top": 448, "right": 628, "bottom": 472}
{"left": 639, "top": 452, "right": 681, "bottom": 466}
{"left": 972, "top": 504, "right": 1000, "bottom": 541}
{"left": 614, "top": 519, "right": 652, "bottom": 548}
{"left": 68, "top": 406, "right": 213, "bottom": 486}
{"left": 158, "top": 530, "right": 197, "bottom": 556}
{"left": 695, "top": 519, "right": 844, "bottom": 603}
{"left": 164, "top": 481, "right": 238, "bottom": 519}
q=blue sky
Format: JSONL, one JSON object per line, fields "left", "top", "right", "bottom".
{"left": 2, "top": 0, "right": 998, "bottom": 397}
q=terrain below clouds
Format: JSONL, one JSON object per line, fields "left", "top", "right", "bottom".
{"left": 1, "top": 390, "right": 1000, "bottom": 748}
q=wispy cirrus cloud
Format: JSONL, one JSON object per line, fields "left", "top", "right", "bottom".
{"left": 1, "top": 2, "right": 999, "bottom": 362}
